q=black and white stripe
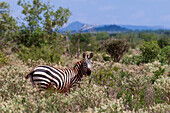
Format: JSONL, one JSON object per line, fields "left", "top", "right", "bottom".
{"left": 25, "top": 53, "right": 93, "bottom": 92}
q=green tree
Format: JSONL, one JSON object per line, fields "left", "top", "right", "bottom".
{"left": 17, "top": 0, "right": 71, "bottom": 47}
{"left": 18, "top": 0, "right": 44, "bottom": 32}
{"left": 69, "top": 33, "right": 99, "bottom": 54}
{"left": 139, "top": 32, "right": 158, "bottom": 42}
{"left": 0, "top": 2, "right": 18, "bottom": 49}
{"left": 104, "top": 39, "right": 130, "bottom": 62}
{"left": 0, "top": 2, "right": 8, "bottom": 18}
{"left": 158, "top": 35, "right": 170, "bottom": 48}
{"left": 158, "top": 46, "right": 170, "bottom": 64}
{"left": 96, "top": 31, "right": 110, "bottom": 40}
{"left": 116, "top": 32, "right": 141, "bottom": 49}
{"left": 140, "top": 41, "right": 160, "bottom": 63}
{"left": 43, "top": 6, "right": 71, "bottom": 34}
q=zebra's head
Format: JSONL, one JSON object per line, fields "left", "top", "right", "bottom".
{"left": 82, "top": 53, "right": 93, "bottom": 76}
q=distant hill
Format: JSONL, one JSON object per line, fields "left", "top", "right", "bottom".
{"left": 61, "top": 21, "right": 168, "bottom": 33}
{"left": 61, "top": 21, "right": 85, "bottom": 32}
{"left": 120, "top": 25, "right": 166, "bottom": 31}
{"left": 61, "top": 21, "right": 129, "bottom": 33}
{"left": 90, "top": 25, "right": 129, "bottom": 32}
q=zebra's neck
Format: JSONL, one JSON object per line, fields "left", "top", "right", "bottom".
{"left": 72, "top": 60, "right": 86, "bottom": 83}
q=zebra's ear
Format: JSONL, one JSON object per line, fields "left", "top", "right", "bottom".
{"left": 89, "top": 53, "right": 93, "bottom": 59}
{"left": 83, "top": 53, "right": 86, "bottom": 59}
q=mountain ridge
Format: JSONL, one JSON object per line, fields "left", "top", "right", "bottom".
{"left": 61, "top": 21, "right": 169, "bottom": 33}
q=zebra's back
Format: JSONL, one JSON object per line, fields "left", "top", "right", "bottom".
{"left": 27, "top": 65, "right": 75, "bottom": 91}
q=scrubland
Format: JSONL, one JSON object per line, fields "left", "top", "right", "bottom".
{"left": 0, "top": 49, "right": 169, "bottom": 113}
{"left": 0, "top": 1, "right": 170, "bottom": 112}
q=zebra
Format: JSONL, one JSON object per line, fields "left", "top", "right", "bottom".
{"left": 25, "top": 53, "right": 93, "bottom": 93}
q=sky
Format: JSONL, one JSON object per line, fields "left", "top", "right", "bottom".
{"left": 1, "top": 0, "right": 170, "bottom": 28}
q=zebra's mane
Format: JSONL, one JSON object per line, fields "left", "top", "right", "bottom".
{"left": 73, "top": 59, "right": 85, "bottom": 79}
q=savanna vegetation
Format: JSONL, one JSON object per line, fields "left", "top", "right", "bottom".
{"left": 0, "top": 0, "right": 170, "bottom": 112}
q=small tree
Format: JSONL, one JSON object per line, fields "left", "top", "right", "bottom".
{"left": 0, "top": 2, "right": 18, "bottom": 34}
{"left": 158, "top": 46, "right": 170, "bottom": 64}
{"left": 0, "top": 2, "right": 18, "bottom": 49}
{"left": 105, "top": 39, "right": 130, "bottom": 62}
{"left": 157, "top": 36, "right": 170, "bottom": 48}
{"left": 140, "top": 41, "right": 160, "bottom": 63}
{"left": 96, "top": 31, "right": 110, "bottom": 41}
{"left": 17, "top": 0, "right": 71, "bottom": 47}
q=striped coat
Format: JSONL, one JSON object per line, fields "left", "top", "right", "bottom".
{"left": 25, "top": 53, "right": 93, "bottom": 93}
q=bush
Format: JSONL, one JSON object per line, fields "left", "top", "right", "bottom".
{"left": 101, "top": 52, "right": 111, "bottom": 61}
{"left": 96, "top": 31, "right": 110, "bottom": 41}
{"left": 158, "top": 46, "right": 170, "bottom": 64}
{"left": 0, "top": 51, "right": 8, "bottom": 67}
{"left": 18, "top": 44, "right": 63, "bottom": 64}
{"left": 157, "top": 37, "right": 170, "bottom": 48}
{"left": 17, "top": 27, "right": 48, "bottom": 47}
{"left": 140, "top": 41, "right": 160, "bottom": 63}
{"left": 104, "top": 39, "right": 130, "bottom": 62}
{"left": 151, "top": 66, "right": 165, "bottom": 84}
{"left": 122, "top": 55, "right": 142, "bottom": 65}
{"left": 92, "top": 68, "right": 116, "bottom": 86}
{"left": 92, "top": 67, "right": 149, "bottom": 110}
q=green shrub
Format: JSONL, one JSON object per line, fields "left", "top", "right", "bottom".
{"left": 17, "top": 28, "right": 48, "bottom": 47}
{"left": 101, "top": 52, "right": 111, "bottom": 61}
{"left": 122, "top": 55, "right": 142, "bottom": 65}
{"left": 92, "top": 68, "right": 116, "bottom": 86}
{"left": 157, "top": 37, "right": 170, "bottom": 48}
{"left": 104, "top": 39, "right": 130, "bottom": 62}
{"left": 140, "top": 41, "right": 160, "bottom": 63}
{"left": 18, "top": 45, "right": 63, "bottom": 63}
{"left": 154, "top": 76, "right": 169, "bottom": 104}
{"left": 158, "top": 46, "right": 170, "bottom": 64}
{"left": 0, "top": 51, "right": 8, "bottom": 67}
{"left": 92, "top": 52, "right": 103, "bottom": 61}
{"left": 92, "top": 67, "right": 149, "bottom": 110}
{"left": 96, "top": 31, "right": 110, "bottom": 41}
{"left": 151, "top": 67, "right": 165, "bottom": 84}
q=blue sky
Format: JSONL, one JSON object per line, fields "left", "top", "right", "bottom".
{"left": 1, "top": 0, "right": 170, "bottom": 28}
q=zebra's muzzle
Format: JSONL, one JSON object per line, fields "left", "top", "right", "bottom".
{"left": 86, "top": 68, "right": 91, "bottom": 75}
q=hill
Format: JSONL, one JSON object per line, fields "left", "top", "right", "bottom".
{"left": 61, "top": 21, "right": 169, "bottom": 33}
{"left": 120, "top": 25, "right": 166, "bottom": 31}
{"left": 62, "top": 21, "right": 129, "bottom": 33}
{"left": 62, "top": 21, "right": 85, "bottom": 32}
{"left": 90, "top": 24, "right": 129, "bottom": 33}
